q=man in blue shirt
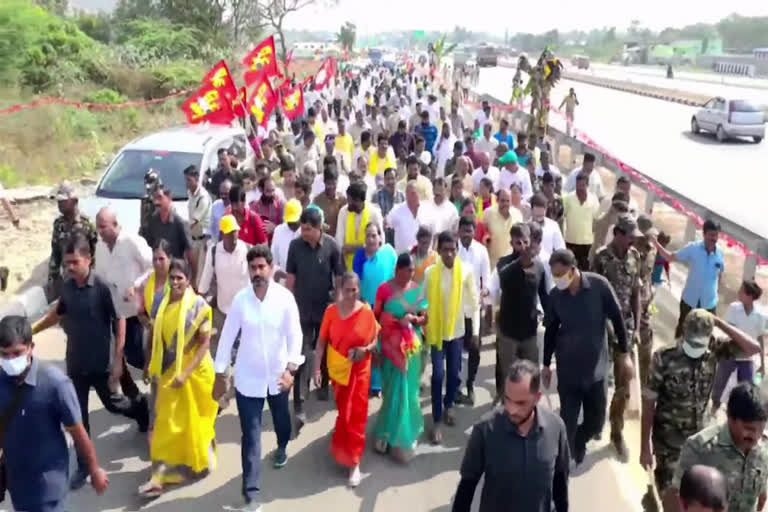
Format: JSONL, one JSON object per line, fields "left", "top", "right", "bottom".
{"left": 413, "top": 110, "right": 438, "bottom": 158}
{"left": 493, "top": 118, "right": 516, "bottom": 150}
{"left": 655, "top": 219, "right": 725, "bottom": 339}
{"left": 0, "top": 315, "right": 108, "bottom": 512}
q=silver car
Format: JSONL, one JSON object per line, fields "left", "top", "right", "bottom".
{"left": 691, "top": 97, "right": 765, "bottom": 143}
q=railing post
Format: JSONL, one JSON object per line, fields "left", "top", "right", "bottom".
{"left": 742, "top": 240, "right": 760, "bottom": 281}
{"left": 684, "top": 217, "right": 698, "bottom": 243}
{"left": 643, "top": 190, "right": 657, "bottom": 214}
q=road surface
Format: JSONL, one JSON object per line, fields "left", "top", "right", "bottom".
{"left": 477, "top": 66, "right": 768, "bottom": 239}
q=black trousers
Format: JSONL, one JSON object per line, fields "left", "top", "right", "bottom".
{"left": 70, "top": 372, "right": 147, "bottom": 469}
{"left": 463, "top": 318, "right": 480, "bottom": 392}
{"left": 558, "top": 379, "right": 607, "bottom": 459}
{"left": 674, "top": 300, "right": 717, "bottom": 339}
{"left": 294, "top": 321, "right": 328, "bottom": 412}
{"left": 566, "top": 243, "right": 592, "bottom": 271}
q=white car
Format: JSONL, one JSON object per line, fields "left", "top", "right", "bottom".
{"left": 691, "top": 97, "right": 765, "bottom": 143}
{"left": 81, "top": 124, "right": 255, "bottom": 233}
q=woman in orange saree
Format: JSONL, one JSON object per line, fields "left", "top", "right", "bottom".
{"left": 314, "top": 272, "right": 379, "bottom": 487}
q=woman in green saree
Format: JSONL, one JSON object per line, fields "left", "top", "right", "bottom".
{"left": 372, "top": 252, "right": 427, "bottom": 463}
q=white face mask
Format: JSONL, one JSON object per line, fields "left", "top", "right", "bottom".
{"left": 554, "top": 272, "right": 573, "bottom": 290}
{"left": 1, "top": 354, "right": 29, "bottom": 377}
{"left": 682, "top": 336, "right": 709, "bottom": 359}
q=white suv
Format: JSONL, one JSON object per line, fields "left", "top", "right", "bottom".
{"left": 691, "top": 97, "right": 765, "bottom": 143}
{"left": 82, "top": 124, "right": 254, "bottom": 233}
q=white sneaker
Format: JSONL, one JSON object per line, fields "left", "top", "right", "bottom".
{"left": 348, "top": 465, "right": 362, "bottom": 487}
{"left": 223, "top": 502, "right": 261, "bottom": 512}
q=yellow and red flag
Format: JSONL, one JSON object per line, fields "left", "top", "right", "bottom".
{"left": 242, "top": 35, "right": 278, "bottom": 85}
{"left": 202, "top": 60, "right": 239, "bottom": 105}
{"left": 181, "top": 83, "right": 235, "bottom": 125}
{"left": 281, "top": 85, "right": 304, "bottom": 121}
{"left": 231, "top": 86, "right": 247, "bottom": 118}
{"left": 247, "top": 77, "right": 278, "bottom": 127}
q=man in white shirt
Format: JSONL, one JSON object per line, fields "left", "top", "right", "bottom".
{"left": 475, "top": 123, "right": 499, "bottom": 155}
{"left": 335, "top": 182, "right": 384, "bottom": 270}
{"left": 424, "top": 231, "right": 479, "bottom": 444}
{"left": 530, "top": 193, "right": 566, "bottom": 256}
{"left": 563, "top": 152, "right": 606, "bottom": 201}
{"left": 425, "top": 94, "right": 440, "bottom": 125}
{"left": 294, "top": 130, "right": 323, "bottom": 175}
{"left": 270, "top": 199, "right": 302, "bottom": 279}
{"left": 711, "top": 280, "right": 767, "bottom": 412}
{"left": 599, "top": 175, "right": 639, "bottom": 216}
{"left": 348, "top": 110, "right": 370, "bottom": 146}
{"left": 473, "top": 100, "right": 491, "bottom": 131}
{"left": 213, "top": 244, "right": 304, "bottom": 512}
{"left": 456, "top": 216, "right": 490, "bottom": 406}
{"left": 387, "top": 181, "right": 436, "bottom": 254}
{"left": 184, "top": 165, "right": 212, "bottom": 285}
{"left": 498, "top": 151, "right": 533, "bottom": 200}
{"left": 93, "top": 206, "right": 152, "bottom": 400}
{"left": 535, "top": 150, "right": 562, "bottom": 180}
{"left": 471, "top": 152, "right": 499, "bottom": 193}
{"left": 431, "top": 177, "right": 459, "bottom": 235}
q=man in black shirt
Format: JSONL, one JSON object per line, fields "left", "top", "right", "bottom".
{"left": 32, "top": 235, "right": 149, "bottom": 490}
{"left": 543, "top": 248, "right": 633, "bottom": 465}
{"left": 144, "top": 185, "right": 196, "bottom": 283}
{"left": 207, "top": 148, "right": 244, "bottom": 196}
{"left": 495, "top": 222, "right": 549, "bottom": 399}
{"left": 285, "top": 207, "right": 343, "bottom": 428}
{"left": 453, "top": 360, "right": 569, "bottom": 512}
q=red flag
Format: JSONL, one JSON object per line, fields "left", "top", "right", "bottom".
{"left": 232, "top": 86, "right": 247, "bottom": 118}
{"left": 247, "top": 77, "right": 278, "bottom": 127}
{"left": 242, "top": 35, "right": 278, "bottom": 85}
{"left": 181, "top": 83, "right": 235, "bottom": 125}
{"left": 281, "top": 85, "right": 304, "bottom": 121}
{"left": 314, "top": 58, "right": 334, "bottom": 89}
{"left": 201, "top": 60, "right": 238, "bottom": 105}
{"left": 301, "top": 75, "right": 314, "bottom": 89}
{"left": 285, "top": 49, "right": 294, "bottom": 67}
{"left": 277, "top": 77, "right": 292, "bottom": 94}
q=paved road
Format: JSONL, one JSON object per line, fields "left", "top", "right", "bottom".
{"left": 477, "top": 66, "right": 768, "bottom": 239}
{"left": 580, "top": 63, "right": 768, "bottom": 104}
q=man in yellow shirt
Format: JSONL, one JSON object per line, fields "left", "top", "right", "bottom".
{"left": 562, "top": 172, "right": 600, "bottom": 270}
{"left": 397, "top": 154, "right": 434, "bottom": 201}
{"left": 334, "top": 118, "right": 354, "bottom": 171}
{"left": 308, "top": 107, "right": 325, "bottom": 143}
{"left": 482, "top": 188, "right": 523, "bottom": 268}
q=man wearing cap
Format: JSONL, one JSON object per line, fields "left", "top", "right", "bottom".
{"left": 271, "top": 199, "right": 302, "bottom": 280}
{"left": 589, "top": 192, "right": 631, "bottom": 264}
{"left": 197, "top": 214, "right": 250, "bottom": 409}
{"left": 640, "top": 315, "right": 759, "bottom": 506}
{"left": 591, "top": 215, "right": 643, "bottom": 459}
{"left": 498, "top": 151, "right": 533, "bottom": 201}
{"left": 48, "top": 181, "right": 98, "bottom": 299}
{"left": 184, "top": 165, "right": 212, "bottom": 287}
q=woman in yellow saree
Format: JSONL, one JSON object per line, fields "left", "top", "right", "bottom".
{"left": 139, "top": 258, "right": 218, "bottom": 498}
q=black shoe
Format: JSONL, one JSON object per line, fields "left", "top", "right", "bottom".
{"left": 293, "top": 410, "right": 306, "bottom": 438}
{"left": 317, "top": 386, "right": 329, "bottom": 401}
{"left": 70, "top": 467, "right": 89, "bottom": 490}
{"left": 136, "top": 396, "right": 150, "bottom": 433}
{"left": 272, "top": 446, "right": 288, "bottom": 468}
{"left": 574, "top": 444, "right": 587, "bottom": 466}
{"left": 456, "top": 389, "right": 475, "bottom": 406}
{"left": 0, "top": 267, "right": 8, "bottom": 292}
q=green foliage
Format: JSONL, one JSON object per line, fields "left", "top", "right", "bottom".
{"left": 115, "top": 18, "right": 207, "bottom": 64}
{"left": 33, "top": 0, "right": 67, "bottom": 15}
{"left": 83, "top": 88, "right": 126, "bottom": 104}
{"left": 75, "top": 11, "right": 113, "bottom": 44}
{"left": 336, "top": 21, "right": 356, "bottom": 51}
{"left": 114, "top": 0, "right": 226, "bottom": 46}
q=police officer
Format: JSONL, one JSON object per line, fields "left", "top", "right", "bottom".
{"left": 641, "top": 309, "right": 761, "bottom": 508}
{"left": 47, "top": 181, "right": 97, "bottom": 300}
{"left": 670, "top": 382, "right": 768, "bottom": 512}
{"left": 591, "top": 214, "right": 642, "bottom": 459}
{"left": 635, "top": 214, "right": 659, "bottom": 386}
{"left": 139, "top": 169, "right": 161, "bottom": 242}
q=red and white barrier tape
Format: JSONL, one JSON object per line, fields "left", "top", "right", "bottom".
{"left": 0, "top": 89, "right": 191, "bottom": 116}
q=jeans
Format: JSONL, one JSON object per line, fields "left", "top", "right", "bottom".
{"left": 558, "top": 379, "right": 607, "bottom": 459}
{"left": 236, "top": 390, "right": 292, "bottom": 503}
{"left": 70, "top": 373, "right": 147, "bottom": 470}
{"left": 294, "top": 321, "right": 327, "bottom": 412}
{"left": 712, "top": 359, "right": 755, "bottom": 406}
{"left": 431, "top": 338, "right": 463, "bottom": 423}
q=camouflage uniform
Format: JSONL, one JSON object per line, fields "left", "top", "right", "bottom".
{"left": 48, "top": 213, "right": 98, "bottom": 295}
{"left": 644, "top": 309, "right": 740, "bottom": 492}
{"left": 635, "top": 237, "right": 657, "bottom": 387}
{"left": 672, "top": 422, "right": 768, "bottom": 512}
{"left": 592, "top": 240, "right": 640, "bottom": 437}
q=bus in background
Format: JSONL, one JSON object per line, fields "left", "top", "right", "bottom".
{"left": 477, "top": 44, "right": 499, "bottom": 67}
{"left": 368, "top": 48, "right": 383, "bottom": 65}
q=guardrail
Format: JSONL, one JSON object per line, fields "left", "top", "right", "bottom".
{"left": 473, "top": 93, "right": 767, "bottom": 282}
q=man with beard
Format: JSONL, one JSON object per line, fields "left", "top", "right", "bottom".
{"left": 453, "top": 360, "right": 569, "bottom": 512}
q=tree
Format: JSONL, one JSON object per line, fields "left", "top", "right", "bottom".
{"left": 258, "top": 0, "right": 336, "bottom": 59}
{"left": 226, "top": 0, "right": 260, "bottom": 49}
{"left": 33, "top": 0, "right": 67, "bottom": 15}
{"left": 428, "top": 34, "right": 457, "bottom": 67}
{"left": 336, "top": 21, "right": 355, "bottom": 51}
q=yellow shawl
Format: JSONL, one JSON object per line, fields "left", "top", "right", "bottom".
{"left": 143, "top": 271, "right": 169, "bottom": 316}
{"left": 148, "top": 287, "right": 211, "bottom": 379}
{"left": 368, "top": 149, "right": 396, "bottom": 177}
{"left": 344, "top": 204, "right": 369, "bottom": 269}
{"left": 425, "top": 257, "right": 462, "bottom": 350}
{"left": 475, "top": 194, "right": 496, "bottom": 221}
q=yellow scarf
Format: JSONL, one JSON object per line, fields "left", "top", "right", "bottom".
{"left": 475, "top": 194, "right": 496, "bottom": 221}
{"left": 426, "top": 257, "right": 462, "bottom": 350}
{"left": 148, "top": 287, "right": 210, "bottom": 379}
{"left": 143, "top": 271, "right": 169, "bottom": 316}
{"left": 344, "top": 204, "right": 369, "bottom": 269}
{"left": 368, "top": 148, "right": 395, "bottom": 177}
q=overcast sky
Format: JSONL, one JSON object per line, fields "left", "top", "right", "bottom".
{"left": 286, "top": 0, "right": 768, "bottom": 36}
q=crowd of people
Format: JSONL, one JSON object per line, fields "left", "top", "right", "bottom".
{"left": 0, "top": 59, "right": 766, "bottom": 512}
